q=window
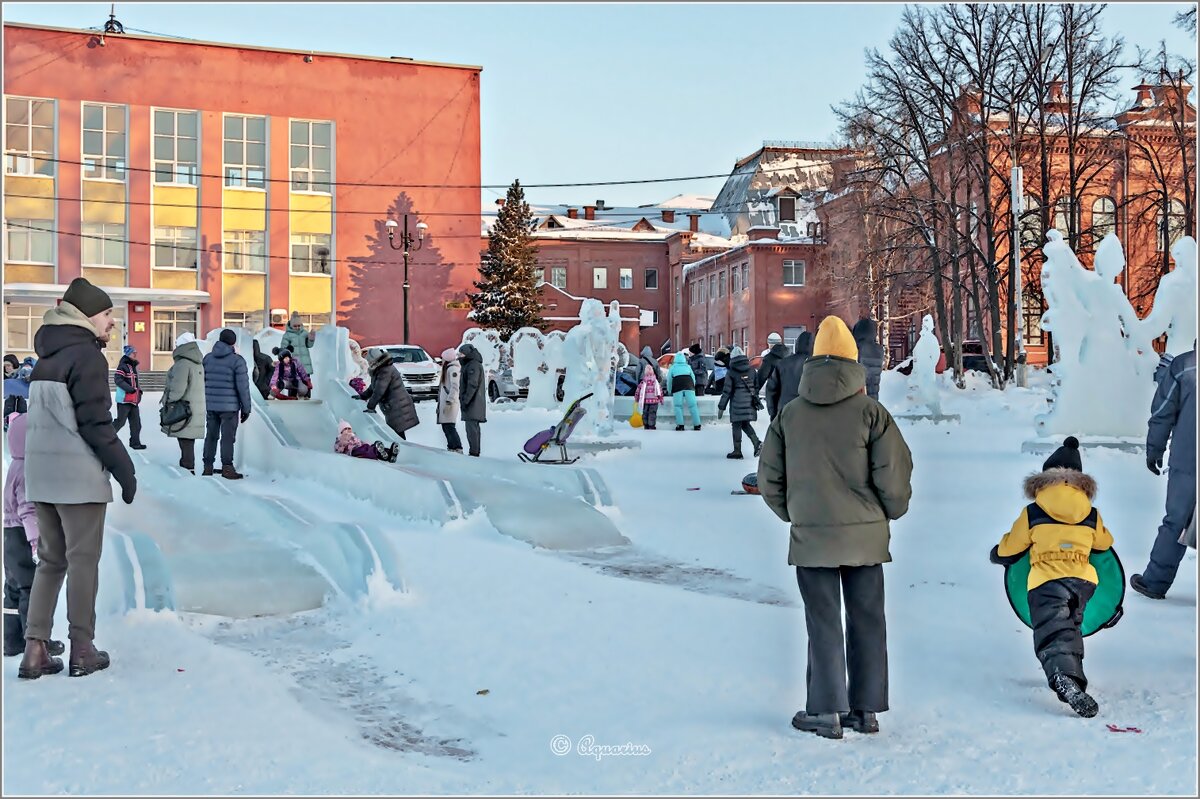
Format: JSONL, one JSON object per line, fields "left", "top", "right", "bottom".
{"left": 741, "top": 263, "right": 749, "bottom": 291}
{"left": 5, "top": 219, "right": 53, "bottom": 263}
{"left": 1021, "top": 294, "right": 1045, "bottom": 346}
{"left": 619, "top": 268, "right": 633, "bottom": 290}
{"left": 223, "top": 311, "right": 265, "bottom": 331}
{"left": 783, "top": 259, "right": 806, "bottom": 287}
{"left": 593, "top": 267, "right": 607, "bottom": 289}
{"left": 5, "top": 304, "right": 48, "bottom": 352}
{"left": 645, "top": 268, "right": 658, "bottom": 290}
{"left": 552, "top": 267, "right": 567, "bottom": 288}
{"left": 718, "top": 333, "right": 723, "bottom": 349}
{"left": 290, "top": 233, "right": 332, "bottom": 274}
{"left": 778, "top": 196, "right": 797, "bottom": 222}
{"left": 718, "top": 270, "right": 726, "bottom": 296}
{"left": 152, "top": 226, "right": 198, "bottom": 269}
{"left": 807, "top": 221, "right": 823, "bottom": 239}
{"left": 1020, "top": 195, "right": 1042, "bottom": 247}
{"left": 533, "top": 267, "right": 545, "bottom": 284}
{"left": 223, "top": 230, "right": 267, "bottom": 272}
{"left": 708, "top": 274, "right": 716, "bottom": 300}
{"left": 1091, "top": 197, "right": 1116, "bottom": 241}
{"left": 673, "top": 276, "right": 680, "bottom": 310}
{"left": 708, "top": 335, "right": 714, "bottom": 352}
{"left": 81, "top": 222, "right": 126, "bottom": 267}
{"left": 153, "top": 309, "right": 197, "bottom": 353}
{"left": 783, "top": 325, "right": 807, "bottom": 349}
{"left": 5, "top": 97, "right": 54, "bottom": 176}
{"left": 293, "top": 313, "right": 329, "bottom": 330}
{"left": 290, "top": 120, "right": 332, "bottom": 192}
{"left": 1157, "top": 199, "right": 1188, "bottom": 252}
{"left": 224, "top": 115, "right": 267, "bottom": 189}
{"left": 82, "top": 103, "right": 126, "bottom": 180}
{"left": 742, "top": 328, "right": 748, "bottom": 351}
{"left": 1053, "top": 198, "right": 1078, "bottom": 238}
{"left": 152, "top": 109, "right": 199, "bottom": 185}
{"left": 649, "top": 310, "right": 660, "bottom": 325}
{"left": 730, "top": 267, "right": 740, "bottom": 293}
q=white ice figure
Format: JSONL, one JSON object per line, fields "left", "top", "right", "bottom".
{"left": 459, "top": 328, "right": 504, "bottom": 376}
{"left": 1036, "top": 231, "right": 1156, "bottom": 438}
{"left": 907, "top": 314, "right": 943, "bottom": 415}
{"left": 510, "top": 327, "right": 560, "bottom": 409}
{"left": 346, "top": 338, "right": 370, "bottom": 381}
{"left": 561, "top": 299, "right": 620, "bottom": 436}
{"left": 1141, "top": 235, "right": 1198, "bottom": 356}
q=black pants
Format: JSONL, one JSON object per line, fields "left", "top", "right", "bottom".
{"left": 4, "top": 526, "right": 36, "bottom": 652}
{"left": 113, "top": 403, "right": 143, "bottom": 446}
{"left": 465, "top": 420, "right": 482, "bottom": 457}
{"left": 732, "top": 421, "right": 760, "bottom": 450}
{"left": 177, "top": 438, "right": 196, "bottom": 470}
{"left": 1029, "top": 576, "right": 1095, "bottom": 690}
{"left": 202, "top": 410, "right": 240, "bottom": 469}
{"left": 795, "top": 565, "right": 889, "bottom": 714}
{"left": 442, "top": 423, "right": 463, "bottom": 451}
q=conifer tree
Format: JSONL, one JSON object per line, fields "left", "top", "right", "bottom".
{"left": 469, "top": 179, "right": 545, "bottom": 340}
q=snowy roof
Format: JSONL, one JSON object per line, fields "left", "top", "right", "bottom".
{"left": 482, "top": 197, "right": 734, "bottom": 244}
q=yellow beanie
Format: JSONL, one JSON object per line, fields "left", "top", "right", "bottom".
{"left": 812, "top": 316, "right": 859, "bottom": 361}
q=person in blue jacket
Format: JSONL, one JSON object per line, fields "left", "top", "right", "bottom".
{"left": 3, "top": 364, "right": 31, "bottom": 429}
{"left": 666, "top": 351, "right": 702, "bottom": 431}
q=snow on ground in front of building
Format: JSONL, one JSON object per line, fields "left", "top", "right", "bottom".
{"left": 3, "top": 369, "right": 1195, "bottom": 795}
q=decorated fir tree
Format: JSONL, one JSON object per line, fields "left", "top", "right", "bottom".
{"left": 469, "top": 179, "right": 545, "bottom": 340}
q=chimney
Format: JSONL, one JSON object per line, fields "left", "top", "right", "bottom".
{"left": 688, "top": 214, "right": 701, "bottom": 233}
{"left": 584, "top": 205, "right": 596, "bottom": 221}
{"left": 1133, "top": 83, "right": 1154, "bottom": 106}
{"left": 566, "top": 207, "right": 578, "bottom": 219}
{"left": 661, "top": 209, "right": 676, "bottom": 223}
{"left": 596, "top": 200, "right": 606, "bottom": 211}
{"left": 748, "top": 226, "right": 778, "bottom": 242}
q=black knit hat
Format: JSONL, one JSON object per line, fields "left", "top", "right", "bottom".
{"left": 688, "top": 343, "right": 702, "bottom": 355}
{"left": 62, "top": 277, "right": 113, "bottom": 317}
{"left": 1043, "top": 436, "right": 1083, "bottom": 472}
{"left": 219, "top": 329, "right": 237, "bottom": 346}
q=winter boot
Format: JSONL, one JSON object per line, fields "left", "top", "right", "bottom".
{"left": 693, "top": 425, "right": 702, "bottom": 431}
{"left": 220, "top": 464, "right": 244, "bottom": 480}
{"left": 839, "top": 710, "right": 879, "bottom": 734}
{"left": 1130, "top": 574, "right": 1165, "bottom": 600}
{"left": 726, "top": 445, "right": 743, "bottom": 459}
{"left": 46, "top": 638, "right": 65, "bottom": 656}
{"left": 178, "top": 458, "right": 194, "bottom": 474}
{"left": 1049, "top": 671, "right": 1099, "bottom": 718}
{"left": 130, "top": 442, "right": 147, "bottom": 450}
{"left": 202, "top": 465, "right": 215, "bottom": 476}
{"left": 17, "top": 639, "right": 64, "bottom": 679}
{"left": 791, "top": 711, "right": 843, "bottom": 740}
{"left": 752, "top": 439, "right": 763, "bottom": 457}
{"left": 386, "top": 443, "right": 399, "bottom": 462}
{"left": 373, "top": 441, "right": 391, "bottom": 460}
{"left": 675, "top": 425, "right": 685, "bottom": 431}
{"left": 68, "top": 639, "right": 110, "bottom": 678}
{"left": 449, "top": 448, "right": 463, "bottom": 454}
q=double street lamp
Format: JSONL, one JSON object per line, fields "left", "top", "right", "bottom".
{"left": 384, "top": 215, "right": 428, "bottom": 345}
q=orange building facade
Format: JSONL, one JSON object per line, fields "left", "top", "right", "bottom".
{"left": 3, "top": 23, "right": 481, "bottom": 369}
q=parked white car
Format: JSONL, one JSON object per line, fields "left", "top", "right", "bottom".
{"left": 376, "top": 343, "right": 439, "bottom": 401}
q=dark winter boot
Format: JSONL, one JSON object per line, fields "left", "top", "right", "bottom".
{"left": 17, "top": 639, "right": 64, "bottom": 679}
{"left": 46, "top": 638, "right": 65, "bottom": 656}
{"left": 373, "top": 441, "right": 391, "bottom": 460}
{"left": 1130, "top": 574, "right": 1165, "bottom": 600}
{"left": 791, "top": 711, "right": 843, "bottom": 740}
{"left": 68, "top": 639, "right": 111, "bottom": 678}
{"left": 693, "top": 425, "right": 702, "bottom": 431}
{"left": 839, "top": 710, "right": 879, "bottom": 734}
{"left": 752, "top": 439, "right": 763, "bottom": 457}
{"left": 178, "top": 458, "right": 194, "bottom": 475}
{"left": 130, "top": 443, "right": 147, "bottom": 450}
{"left": 202, "top": 465, "right": 215, "bottom": 476}
{"left": 726, "top": 448, "right": 743, "bottom": 460}
{"left": 1049, "top": 671, "right": 1099, "bottom": 718}
{"left": 675, "top": 425, "right": 685, "bottom": 431}
{"left": 220, "top": 465, "right": 244, "bottom": 481}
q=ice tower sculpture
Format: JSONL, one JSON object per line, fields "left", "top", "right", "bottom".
{"left": 1035, "top": 231, "right": 1156, "bottom": 438}
{"left": 561, "top": 299, "right": 621, "bottom": 436}
{"left": 907, "top": 315, "right": 943, "bottom": 415}
{"left": 1141, "top": 235, "right": 1197, "bottom": 357}
{"left": 510, "top": 327, "right": 561, "bottom": 409}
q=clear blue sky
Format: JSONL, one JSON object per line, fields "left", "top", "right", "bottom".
{"left": 4, "top": 2, "right": 1196, "bottom": 208}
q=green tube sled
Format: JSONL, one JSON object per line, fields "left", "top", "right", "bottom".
{"left": 1004, "top": 548, "right": 1126, "bottom": 637}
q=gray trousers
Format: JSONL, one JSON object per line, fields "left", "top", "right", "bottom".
{"left": 25, "top": 503, "right": 107, "bottom": 644}
{"left": 795, "top": 564, "right": 889, "bottom": 714}
{"left": 1142, "top": 468, "right": 1196, "bottom": 595}
{"left": 465, "top": 420, "right": 482, "bottom": 456}
{"left": 203, "top": 410, "right": 239, "bottom": 468}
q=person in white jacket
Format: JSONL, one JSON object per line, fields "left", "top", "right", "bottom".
{"left": 437, "top": 348, "right": 464, "bottom": 453}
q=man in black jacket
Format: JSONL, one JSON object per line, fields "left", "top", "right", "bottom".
{"left": 757, "top": 332, "right": 792, "bottom": 420}
{"left": 20, "top": 277, "right": 136, "bottom": 680}
{"left": 201, "top": 329, "right": 252, "bottom": 479}
{"left": 852, "top": 318, "right": 886, "bottom": 400}
{"left": 458, "top": 343, "right": 487, "bottom": 457}
{"left": 765, "top": 331, "right": 814, "bottom": 415}
{"left": 688, "top": 343, "right": 709, "bottom": 395}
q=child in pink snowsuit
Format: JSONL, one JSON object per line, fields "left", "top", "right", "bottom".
{"left": 334, "top": 419, "right": 398, "bottom": 462}
{"left": 635, "top": 364, "right": 663, "bottom": 430}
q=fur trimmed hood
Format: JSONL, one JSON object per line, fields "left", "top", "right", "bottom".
{"left": 1024, "top": 468, "right": 1097, "bottom": 501}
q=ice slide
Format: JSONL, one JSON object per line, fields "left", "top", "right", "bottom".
{"left": 235, "top": 327, "right": 627, "bottom": 551}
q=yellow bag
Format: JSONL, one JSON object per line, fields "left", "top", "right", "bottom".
{"left": 629, "top": 409, "right": 644, "bottom": 428}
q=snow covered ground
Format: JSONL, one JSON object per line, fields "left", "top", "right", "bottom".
{"left": 3, "top": 369, "right": 1195, "bottom": 795}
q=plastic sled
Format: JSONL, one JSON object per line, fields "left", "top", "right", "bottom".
{"left": 518, "top": 393, "right": 593, "bottom": 465}
{"left": 1004, "top": 548, "right": 1125, "bottom": 637}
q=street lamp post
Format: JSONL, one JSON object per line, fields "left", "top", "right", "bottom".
{"left": 384, "top": 215, "right": 428, "bottom": 345}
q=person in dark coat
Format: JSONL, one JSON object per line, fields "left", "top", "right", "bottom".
{"left": 112, "top": 345, "right": 145, "bottom": 450}
{"left": 708, "top": 347, "right": 731, "bottom": 395}
{"left": 3, "top": 354, "right": 18, "bottom": 378}
{"left": 688, "top": 343, "right": 709, "bottom": 395}
{"left": 1131, "top": 346, "right": 1197, "bottom": 600}
{"left": 639, "top": 346, "right": 665, "bottom": 389}
{"left": 4, "top": 363, "right": 31, "bottom": 427}
{"left": 757, "top": 332, "right": 791, "bottom": 419}
{"left": 458, "top": 343, "right": 487, "bottom": 457}
{"left": 364, "top": 347, "right": 419, "bottom": 441}
{"left": 269, "top": 346, "right": 312, "bottom": 400}
{"left": 765, "top": 331, "right": 813, "bottom": 417}
{"left": 717, "top": 346, "right": 762, "bottom": 459}
{"left": 201, "top": 329, "right": 252, "bottom": 480}
{"left": 20, "top": 277, "right": 136, "bottom": 680}
{"left": 852, "top": 318, "right": 886, "bottom": 400}
{"left": 251, "top": 339, "right": 273, "bottom": 400}
{"left": 757, "top": 316, "right": 912, "bottom": 739}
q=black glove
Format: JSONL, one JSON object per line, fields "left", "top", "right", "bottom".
{"left": 240, "top": 411, "right": 250, "bottom": 424}
{"left": 1147, "top": 455, "right": 1162, "bottom": 476}
{"left": 989, "top": 544, "right": 1024, "bottom": 566}
{"left": 121, "top": 481, "right": 137, "bottom": 505}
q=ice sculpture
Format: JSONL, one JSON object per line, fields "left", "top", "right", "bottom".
{"left": 907, "top": 315, "right": 943, "bottom": 415}
{"left": 510, "top": 328, "right": 560, "bottom": 409}
{"left": 1141, "top": 235, "right": 1198, "bottom": 356}
{"left": 1036, "top": 231, "right": 1157, "bottom": 438}
{"left": 459, "top": 328, "right": 504, "bottom": 376}
{"left": 561, "top": 299, "right": 621, "bottom": 436}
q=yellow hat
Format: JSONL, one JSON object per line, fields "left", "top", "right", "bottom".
{"left": 812, "top": 316, "right": 859, "bottom": 361}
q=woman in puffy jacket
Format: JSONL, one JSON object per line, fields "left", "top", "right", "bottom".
{"left": 667, "top": 351, "right": 702, "bottom": 431}
{"left": 436, "top": 348, "right": 464, "bottom": 453}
